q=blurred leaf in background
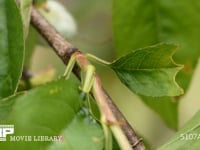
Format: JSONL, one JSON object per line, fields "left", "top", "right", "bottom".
{"left": 159, "top": 111, "right": 200, "bottom": 150}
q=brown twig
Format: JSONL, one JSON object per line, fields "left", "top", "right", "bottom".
{"left": 30, "top": 7, "right": 145, "bottom": 150}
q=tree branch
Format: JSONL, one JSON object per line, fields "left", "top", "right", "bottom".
{"left": 30, "top": 7, "right": 145, "bottom": 150}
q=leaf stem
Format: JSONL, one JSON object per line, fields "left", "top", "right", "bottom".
{"left": 102, "top": 122, "right": 112, "bottom": 150}
{"left": 110, "top": 125, "right": 133, "bottom": 150}
{"left": 86, "top": 53, "right": 111, "bottom": 66}
{"left": 93, "top": 75, "right": 133, "bottom": 150}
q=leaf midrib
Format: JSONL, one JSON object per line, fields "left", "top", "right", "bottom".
{"left": 111, "top": 66, "right": 182, "bottom": 72}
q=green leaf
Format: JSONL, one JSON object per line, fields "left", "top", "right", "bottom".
{"left": 0, "top": 93, "right": 23, "bottom": 119}
{"left": 141, "top": 96, "right": 178, "bottom": 129}
{"left": 49, "top": 110, "right": 104, "bottom": 150}
{"left": 113, "top": 0, "right": 200, "bottom": 91}
{"left": 0, "top": 78, "right": 104, "bottom": 150}
{"left": 19, "top": 0, "right": 32, "bottom": 37}
{"left": 158, "top": 111, "right": 200, "bottom": 150}
{"left": 0, "top": 0, "right": 24, "bottom": 99}
{"left": 109, "top": 43, "right": 183, "bottom": 97}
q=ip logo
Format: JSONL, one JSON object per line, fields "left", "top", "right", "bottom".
{"left": 0, "top": 125, "right": 14, "bottom": 141}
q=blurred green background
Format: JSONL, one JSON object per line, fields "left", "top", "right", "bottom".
{"left": 29, "top": 0, "right": 200, "bottom": 148}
